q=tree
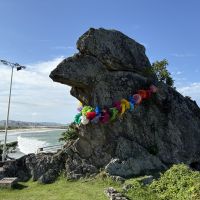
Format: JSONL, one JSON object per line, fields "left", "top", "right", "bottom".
{"left": 0, "top": 141, "right": 18, "bottom": 161}
{"left": 152, "top": 59, "right": 174, "bottom": 87}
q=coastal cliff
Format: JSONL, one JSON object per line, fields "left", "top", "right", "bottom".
{"left": 50, "top": 28, "right": 200, "bottom": 178}
{"left": 2, "top": 28, "right": 200, "bottom": 183}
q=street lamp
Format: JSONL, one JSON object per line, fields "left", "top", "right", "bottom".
{"left": 0, "top": 59, "right": 26, "bottom": 162}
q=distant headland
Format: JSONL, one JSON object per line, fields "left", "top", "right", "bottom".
{"left": 0, "top": 120, "right": 66, "bottom": 131}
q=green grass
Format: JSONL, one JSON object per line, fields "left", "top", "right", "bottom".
{"left": 0, "top": 176, "right": 121, "bottom": 200}
{"left": 1, "top": 164, "right": 200, "bottom": 200}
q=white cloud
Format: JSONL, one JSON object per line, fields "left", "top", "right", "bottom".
{"left": 0, "top": 57, "right": 78, "bottom": 123}
{"left": 176, "top": 71, "right": 182, "bottom": 75}
{"left": 177, "top": 82, "right": 200, "bottom": 105}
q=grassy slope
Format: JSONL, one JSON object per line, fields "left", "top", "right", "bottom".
{"left": 0, "top": 164, "right": 200, "bottom": 200}
{"left": 0, "top": 177, "right": 120, "bottom": 200}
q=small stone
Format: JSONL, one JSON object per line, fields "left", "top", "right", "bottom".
{"left": 138, "top": 175, "right": 154, "bottom": 185}
{"left": 0, "top": 177, "right": 18, "bottom": 188}
{"left": 110, "top": 175, "right": 125, "bottom": 183}
{"left": 105, "top": 187, "right": 129, "bottom": 200}
{"left": 122, "top": 184, "right": 132, "bottom": 191}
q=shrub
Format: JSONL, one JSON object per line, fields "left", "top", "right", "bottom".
{"left": 0, "top": 141, "right": 18, "bottom": 152}
{"left": 150, "top": 164, "right": 200, "bottom": 199}
{"left": 152, "top": 59, "right": 174, "bottom": 87}
{"left": 59, "top": 123, "right": 78, "bottom": 142}
{"left": 125, "top": 164, "right": 200, "bottom": 200}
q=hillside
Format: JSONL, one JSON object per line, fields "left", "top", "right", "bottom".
{"left": 0, "top": 120, "right": 64, "bottom": 130}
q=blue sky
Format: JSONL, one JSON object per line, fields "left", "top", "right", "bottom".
{"left": 0, "top": 0, "right": 200, "bottom": 123}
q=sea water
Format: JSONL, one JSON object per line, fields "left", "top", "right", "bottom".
{"left": 0, "top": 129, "right": 64, "bottom": 158}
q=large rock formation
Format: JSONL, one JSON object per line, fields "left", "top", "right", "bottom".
{"left": 3, "top": 28, "right": 200, "bottom": 183}
{"left": 49, "top": 28, "right": 200, "bottom": 178}
{"left": 50, "top": 28, "right": 155, "bottom": 107}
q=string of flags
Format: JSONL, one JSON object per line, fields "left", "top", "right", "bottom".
{"left": 74, "top": 85, "right": 158, "bottom": 125}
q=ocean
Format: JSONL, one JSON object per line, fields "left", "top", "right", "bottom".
{"left": 0, "top": 129, "right": 64, "bottom": 159}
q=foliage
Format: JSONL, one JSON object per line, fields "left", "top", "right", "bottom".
{"left": 125, "top": 164, "right": 200, "bottom": 200}
{"left": 152, "top": 59, "right": 174, "bottom": 87}
{"left": 150, "top": 164, "right": 200, "bottom": 199}
{"left": 4, "top": 141, "right": 18, "bottom": 149}
{"left": 0, "top": 141, "right": 18, "bottom": 159}
{"left": 59, "top": 123, "right": 78, "bottom": 142}
{"left": 124, "top": 179, "right": 157, "bottom": 200}
{"left": 143, "top": 67, "right": 155, "bottom": 77}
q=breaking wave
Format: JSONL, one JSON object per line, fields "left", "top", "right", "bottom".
{"left": 17, "top": 136, "right": 49, "bottom": 154}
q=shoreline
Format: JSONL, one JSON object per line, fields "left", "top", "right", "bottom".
{"left": 0, "top": 127, "right": 64, "bottom": 157}
{"left": 0, "top": 127, "right": 66, "bottom": 135}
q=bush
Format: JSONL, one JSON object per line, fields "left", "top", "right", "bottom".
{"left": 150, "top": 164, "right": 200, "bottom": 199}
{"left": 59, "top": 123, "right": 78, "bottom": 142}
{"left": 0, "top": 141, "right": 18, "bottom": 161}
{"left": 0, "top": 141, "right": 18, "bottom": 152}
{"left": 152, "top": 59, "right": 174, "bottom": 87}
{"left": 125, "top": 164, "right": 200, "bottom": 200}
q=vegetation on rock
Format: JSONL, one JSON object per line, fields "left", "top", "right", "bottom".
{"left": 59, "top": 123, "right": 78, "bottom": 142}
{"left": 152, "top": 59, "right": 174, "bottom": 87}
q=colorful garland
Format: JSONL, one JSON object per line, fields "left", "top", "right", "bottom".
{"left": 74, "top": 85, "right": 158, "bottom": 125}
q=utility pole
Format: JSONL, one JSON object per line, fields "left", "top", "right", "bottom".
{"left": 0, "top": 60, "right": 26, "bottom": 162}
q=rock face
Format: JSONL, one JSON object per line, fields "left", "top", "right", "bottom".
{"left": 49, "top": 28, "right": 200, "bottom": 178}
{"left": 4, "top": 28, "right": 200, "bottom": 183}
{"left": 2, "top": 149, "right": 98, "bottom": 183}
{"left": 2, "top": 153, "right": 65, "bottom": 183}
{"left": 77, "top": 28, "right": 151, "bottom": 71}
{"left": 105, "top": 187, "right": 128, "bottom": 200}
{"left": 50, "top": 28, "right": 155, "bottom": 107}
